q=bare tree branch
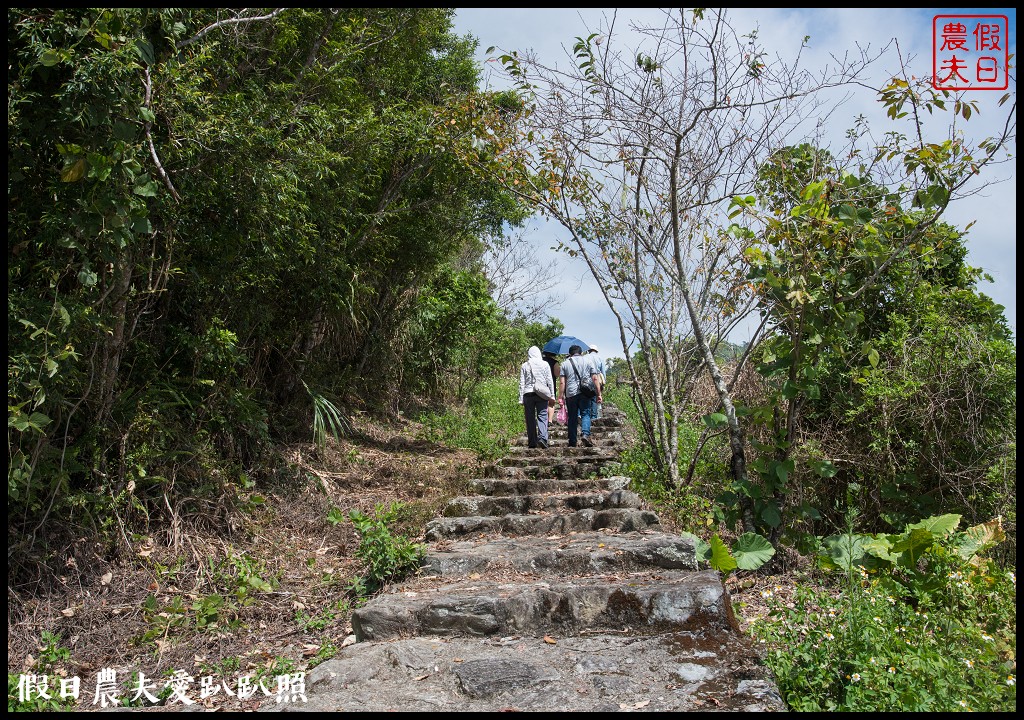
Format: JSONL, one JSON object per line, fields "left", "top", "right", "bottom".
{"left": 176, "top": 8, "right": 291, "bottom": 50}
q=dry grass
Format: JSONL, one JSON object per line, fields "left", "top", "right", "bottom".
{"left": 6, "top": 414, "right": 481, "bottom": 711}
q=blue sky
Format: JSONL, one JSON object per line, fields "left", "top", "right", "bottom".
{"left": 453, "top": 8, "right": 1017, "bottom": 357}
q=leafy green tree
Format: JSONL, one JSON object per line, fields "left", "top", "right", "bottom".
{"left": 8, "top": 8, "right": 527, "bottom": 556}
{"left": 729, "top": 135, "right": 1015, "bottom": 541}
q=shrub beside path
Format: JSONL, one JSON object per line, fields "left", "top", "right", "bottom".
{"left": 287, "top": 405, "right": 785, "bottom": 711}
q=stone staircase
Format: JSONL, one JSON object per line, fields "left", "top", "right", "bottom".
{"left": 298, "top": 406, "right": 784, "bottom": 711}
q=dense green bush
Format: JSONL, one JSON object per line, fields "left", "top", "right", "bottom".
{"left": 754, "top": 516, "right": 1016, "bottom": 711}
{"left": 7, "top": 8, "right": 528, "bottom": 558}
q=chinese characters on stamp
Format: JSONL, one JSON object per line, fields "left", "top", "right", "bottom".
{"left": 933, "top": 15, "right": 1009, "bottom": 90}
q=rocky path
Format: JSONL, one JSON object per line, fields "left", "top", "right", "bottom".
{"left": 295, "top": 406, "right": 784, "bottom": 712}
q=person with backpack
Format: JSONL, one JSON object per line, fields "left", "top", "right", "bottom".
{"left": 558, "top": 344, "right": 603, "bottom": 447}
{"left": 519, "top": 345, "right": 556, "bottom": 449}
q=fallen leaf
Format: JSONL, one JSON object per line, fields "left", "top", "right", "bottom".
{"left": 137, "top": 547, "right": 152, "bottom": 558}
{"left": 147, "top": 581, "right": 159, "bottom": 592}
{"left": 415, "top": 674, "right": 430, "bottom": 681}
{"left": 292, "top": 601, "right": 305, "bottom": 610}
{"left": 543, "top": 635, "right": 557, "bottom": 645}
{"left": 100, "top": 571, "right": 113, "bottom": 585}
{"left": 634, "top": 700, "right": 651, "bottom": 709}
{"left": 302, "top": 645, "right": 319, "bottom": 657}
{"left": 452, "top": 657, "right": 464, "bottom": 663}
{"left": 61, "top": 608, "right": 74, "bottom": 617}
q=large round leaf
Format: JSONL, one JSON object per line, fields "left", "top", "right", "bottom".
{"left": 733, "top": 533, "right": 775, "bottom": 570}
{"left": 905, "top": 513, "right": 961, "bottom": 537}
{"left": 821, "top": 533, "right": 867, "bottom": 571}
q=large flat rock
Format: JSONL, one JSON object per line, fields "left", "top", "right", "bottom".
{"left": 421, "top": 532, "right": 698, "bottom": 577}
{"left": 351, "top": 570, "right": 731, "bottom": 642}
{"left": 467, "top": 475, "right": 630, "bottom": 497}
{"left": 277, "top": 632, "right": 784, "bottom": 712}
{"left": 442, "top": 489, "right": 642, "bottom": 517}
{"left": 425, "top": 508, "right": 661, "bottom": 541}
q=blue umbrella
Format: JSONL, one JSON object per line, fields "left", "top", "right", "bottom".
{"left": 542, "top": 335, "right": 590, "bottom": 356}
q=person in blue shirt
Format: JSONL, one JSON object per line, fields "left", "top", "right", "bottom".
{"left": 558, "top": 345, "right": 603, "bottom": 447}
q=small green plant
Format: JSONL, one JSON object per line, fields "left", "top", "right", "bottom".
{"left": 253, "top": 656, "right": 297, "bottom": 685}
{"left": 198, "top": 656, "right": 242, "bottom": 677}
{"left": 753, "top": 515, "right": 1016, "bottom": 711}
{"left": 303, "top": 381, "right": 351, "bottom": 452}
{"left": 305, "top": 642, "right": 338, "bottom": 670}
{"left": 326, "top": 506, "right": 346, "bottom": 526}
{"left": 8, "top": 632, "right": 76, "bottom": 712}
{"left": 348, "top": 502, "right": 426, "bottom": 596}
{"left": 682, "top": 531, "right": 776, "bottom": 574}
{"left": 295, "top": 606, "right": 338, "bottom": 632}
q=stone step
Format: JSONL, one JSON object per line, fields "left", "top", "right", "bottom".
{"left": 442, "top": 489, "right": 641, "bottom": 518}
{"left": 506, "top": 441, "right": 623, "bottom": 456}
{"left": 550, "top": 413, "right": 625, "bottom": 426}
{"left": 531, "top": 425, "right": 623, "bottom": 437}
{"left": 303, "top": 632, "right": 785, "bottom": 711}
{"left": 351, "top": 570, "right": 732, "bottom": 642}
{"left": 421, "top": 532, "right": 698, "bottom": 578}
{"left": 512, "top": 436, "right": 622, "bottom": 448}
{"left": 468, "top": 475, "right": 629, "bottom": 497}
{"left": 424, "top": 507, "right": 661, "bottom": 541}
{"left": 524, "top": 425, "right": 624, "bottom": 440}
{"left": 484, "top": 462, "right": 619, "bottom": 481}
{"left": 531, "top": 417, "right": 624, "bottom": 430}
{"left": 500, "top": 446, "right": 618, "bottom": 464}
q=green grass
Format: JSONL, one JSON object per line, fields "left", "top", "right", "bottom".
{"left": 417, "top": 376, "right": 521, "bottom": 460}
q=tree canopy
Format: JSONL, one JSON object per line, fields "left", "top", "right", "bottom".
{"left": 7, "top": 8, "right": 536, "bottom": 558}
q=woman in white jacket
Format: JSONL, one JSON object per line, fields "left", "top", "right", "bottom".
{"left": 519, "top": 345, "right": 556, "bottom": 449}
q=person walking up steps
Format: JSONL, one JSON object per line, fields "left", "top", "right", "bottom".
{"left": 588, "top": 345, "right": 606, "bottom": 420}
{"left": 559, "top": 344, "right": 602, "bottom": 447}
{"left": 519, "top": 346, "right": 556, "bottom": 449}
